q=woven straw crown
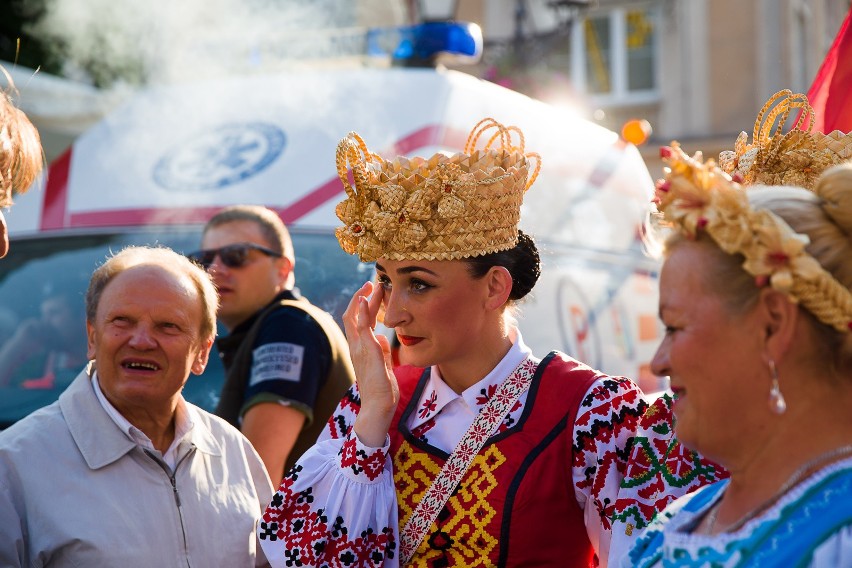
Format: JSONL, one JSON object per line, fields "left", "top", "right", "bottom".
{"left": 334, "top": 118, "right": 540, "bottom": 262}
{"left": 718, "top": 90, "right": 852, "bottom": 189}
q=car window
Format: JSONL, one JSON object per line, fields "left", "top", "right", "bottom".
{"left": 0, "top": 228, "right": 371, "bottom": 428}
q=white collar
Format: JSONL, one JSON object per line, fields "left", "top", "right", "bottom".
{"left": 92, "top": 372, "right": 195, "bottom": 465}
{"left": 409, "top": 331, "right": 534, "bottom": 431}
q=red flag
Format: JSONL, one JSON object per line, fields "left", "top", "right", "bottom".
{"left": 807, "top": 8, "right": 852, "bottom": 133}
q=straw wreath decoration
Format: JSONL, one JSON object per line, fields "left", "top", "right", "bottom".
{"left": 656, "top": 142, "right": 852, "bottom": 333}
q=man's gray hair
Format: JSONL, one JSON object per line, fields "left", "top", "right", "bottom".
{"left": 86, "top": 246, "right": 219, "bottom": 340}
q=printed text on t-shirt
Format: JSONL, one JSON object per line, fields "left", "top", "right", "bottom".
{"left": 250, "top": 343, "right": 305, "bottom": 385}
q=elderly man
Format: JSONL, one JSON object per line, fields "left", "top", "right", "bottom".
{"left": 0, "top": 67, "right": 43, "bottom": 258}
{"left": 193, "top": 205, "right": 354, "bottom": 481}
{"left": 0, "top": 246, "right": 273, "bottom": 567}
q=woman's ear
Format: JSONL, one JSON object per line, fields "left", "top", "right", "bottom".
{"left": 484, "top": 266, "right": 513, "bottom": 310}
{"left": 757, "top": 287, "right": 799, "bottom": 360}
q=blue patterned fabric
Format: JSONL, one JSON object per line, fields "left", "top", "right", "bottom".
{"left": 626, "top": 462, "right": 852, "bottom": 567}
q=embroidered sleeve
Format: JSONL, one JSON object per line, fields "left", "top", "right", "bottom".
{"left": 607, "top": 393, "right": 729, "bottom": 566}
{"left": 258, "top": 384, "right": 401, "bottom": 568}
{"left": 571, "top": 375, "right": 647, "bottom": 562}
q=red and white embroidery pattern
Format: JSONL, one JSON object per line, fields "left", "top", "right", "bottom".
{"left": 411, "top": 419, "right": 436, "bottom": 442}
{"left": 398, "top": 357, "right": 538, "bottom": 564}
{"left": 259, "top": 361, "right": 651, "bottom": 567}
{"left": 260, "top": 468, "right": 397, "bottom": 567}
{"left": 418, "top": 390, "right": 438, "bottom": 420}
{"left": 572, "top": 377, "right": 647, "bottom": 528}
{"left": 611, "top": 394, "right": 728, "bottom": 535}
{"left": 327, "top": 386, "right": 360, "bottom": 440}
{"left": 340, "top": 434, "right": 387, "bottom": 481}
{"left": 476, "top": 383, "right": 524, "bottom": 433}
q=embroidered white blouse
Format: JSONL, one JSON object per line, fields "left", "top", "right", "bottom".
{"left": 259, "top": 333, "right": 646, "bottom": 567}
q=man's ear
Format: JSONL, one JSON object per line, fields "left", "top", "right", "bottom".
{"left": 276, "top": 256, "right": 294, "bottom": 287}
{"left": 192, "top": 335, "right": 214, "bottom": 376}
{"left": 484, "top": 266, "right": 514, "bottom": 310}
{"left": 86, "top": 320, "right": 97, "bottom": 360}
{"left": 757, "top": 287, "right": 799, "bottom": 360}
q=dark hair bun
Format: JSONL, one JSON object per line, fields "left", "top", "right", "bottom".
{"left": 509, "top": 230, "right": 541, "bottom": 300}
{"left": 463, "top": 230, "right": 541, "bottom": 301}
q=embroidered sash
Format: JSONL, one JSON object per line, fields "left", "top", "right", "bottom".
{"left": 399, "top": 356, "right": 538, "bottom": 564}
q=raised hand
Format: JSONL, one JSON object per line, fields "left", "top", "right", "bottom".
{"left": 342, "top": 281, "right": 399, "bottom": 447}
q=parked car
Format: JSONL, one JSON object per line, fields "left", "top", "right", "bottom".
{"left": 0, "top": 25, "right": 662, "bottom": 428}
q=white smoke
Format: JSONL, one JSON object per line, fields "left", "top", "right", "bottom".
{"left": 26, "top": 0, "right": 408, "bottom": 87}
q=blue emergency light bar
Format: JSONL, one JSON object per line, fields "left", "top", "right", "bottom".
{"left": 366, "top": 21, "right": 483, "bottom": 67}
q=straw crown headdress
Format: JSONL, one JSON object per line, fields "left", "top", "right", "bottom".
{"left": 334, "top": 118, "right": 540, "bottom": 262}
{"left": 718, "top": 90, "right": 852, "bottom": 189}
{"left": 656, "top": 91, "right": 852, "bottom": 333}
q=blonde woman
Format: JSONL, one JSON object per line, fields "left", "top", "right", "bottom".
{"left": 624, "top": 131, "right": 852, "bottom": 566}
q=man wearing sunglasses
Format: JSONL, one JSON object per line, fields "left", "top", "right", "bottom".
{"left": 194, "top": 205, "right": 354, "bottom": 481}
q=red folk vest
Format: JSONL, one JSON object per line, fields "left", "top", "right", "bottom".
{"left": 390, "top": 352, "right": 602, "bottom": 568}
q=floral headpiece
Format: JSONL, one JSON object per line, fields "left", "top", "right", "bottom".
{"left": 334, "top": 118, "right": 540, "bottom": 262}
{"left": 656, "top": 143, "right": 852, "bottom": 333}
{"left": 718, "top": 90, "right": 852, "bottom": 190}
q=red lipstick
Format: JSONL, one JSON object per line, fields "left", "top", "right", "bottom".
{"left": 397, "top": 335, "right": 423, "bottom": 347}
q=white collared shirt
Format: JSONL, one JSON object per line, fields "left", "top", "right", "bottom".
{"left": 406, "top": 334, "right": 537, "bottom": 452}
{"left": 92, "top": 372, "right": 195, "bottom": 470}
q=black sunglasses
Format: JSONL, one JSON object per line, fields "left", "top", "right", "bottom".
{"left": 188, "top": 242, "right": 282, "bottom": 269}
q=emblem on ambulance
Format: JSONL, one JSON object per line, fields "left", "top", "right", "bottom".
{"left": 153, "top": 122, "right": 286, "bottom": 191}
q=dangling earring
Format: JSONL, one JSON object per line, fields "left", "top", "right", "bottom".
{"left": 767, "top": 358, "right": 787, "bottom": 414}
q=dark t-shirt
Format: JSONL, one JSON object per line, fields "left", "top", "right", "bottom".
{"left": 216, "top": 289, "right": 331, "bottom": 424}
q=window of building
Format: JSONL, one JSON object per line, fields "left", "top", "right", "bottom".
{"left": 570, "top": 4, "right": 661, "bottom": 105}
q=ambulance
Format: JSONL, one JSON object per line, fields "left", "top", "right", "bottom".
{"left": 0, "top": 23, "right": 663, "bottom": 427}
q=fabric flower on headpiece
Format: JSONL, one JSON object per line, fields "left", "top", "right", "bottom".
{"left": 657, "top": 146, "right": 738, "bottom": 237}
{"left": 703, "top": 183, "right": 752, "bottom": 254}
{"left": 741, "top": 210, "right": 824, "bottom": 296}
{"left": 658, "top": 177, "right": 712, "bottom": 237}
{"left": 334, "top": 180, "right": 434, "bottom": 261}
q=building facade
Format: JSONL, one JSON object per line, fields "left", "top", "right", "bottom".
{"left": 433, "top": 0, "right": 850, "bottom": 175}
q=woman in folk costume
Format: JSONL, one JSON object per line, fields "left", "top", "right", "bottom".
{"left": 258, "top": 118, "right": 653, "bottom": 567}
{"left": 619, "top": 91, "right": 852, "bottom": 567}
